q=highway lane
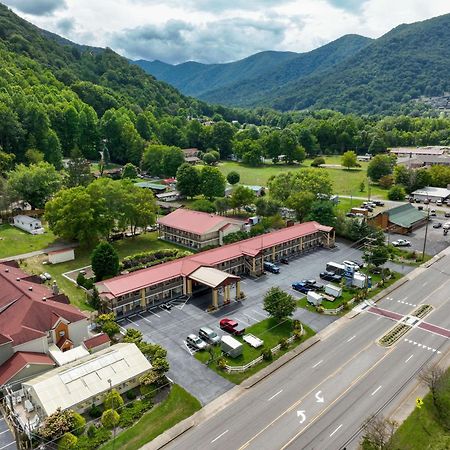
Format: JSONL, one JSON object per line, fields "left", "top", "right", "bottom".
{"left": 164, "top": 254, "right": 450, "bottom": 450}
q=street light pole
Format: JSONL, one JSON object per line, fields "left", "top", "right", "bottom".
{"left": 422, "top": 205, "right": 430, "bottom": 262}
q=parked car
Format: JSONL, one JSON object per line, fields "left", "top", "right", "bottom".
{"left": 199, "top": 327, "right": 220, "bottom": 345}
{"left": 423, "top": 199, "right": 430, "bottom": 205}
{"left": 263, "top": 261, "right": 280, "bottom": 274}
{"left": 280, "top": 257, "right": 289, "bottom": 265}
{"left": 219, "top": 318, "right": 246, "bottom": 336}
{"left": 320, "top": 271, "right": 342, "bottom": 282}
{"left": 186, "top": 334, "right": 208, "bottom": 351}
{"left": 433, "top": 222, "right": 442, "bottom": 229}
{"left": 292, "top": 281, "right": 312, "bottom": 294}
{"left": 343, "top": 260, "right": 361, "bottom": 270}
{"left": 436, "top": 200, "right": 443, "bottom": 207}
{"left": 445, "top": 212, "right": 450, "bottom": 218}
{"left": 373, "top": 200, "right": 385, "bottom": 207}
{"left": 346, "top": 212, "right": 356, "bottom": 218}
{"left": 43, "top": 272, "right": 52, "bottom": 280}
{"left": 392, "top": 239, "right": 411, "bottom": 247}
{"left": 301, "top": 279, "right": 324, "bottom": 291}
{"left": 430, "top": 209, "right": 436, "bottom": 217}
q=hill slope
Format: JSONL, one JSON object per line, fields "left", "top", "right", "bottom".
{"left": 134, "top": 50, "right": 299, "bottom": 97}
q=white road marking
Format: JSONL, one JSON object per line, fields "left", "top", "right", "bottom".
{"left": 371, "top": 385, "right": 382, "bottom": 396}
{"left": 148, "top": 309, "right": 161, "bottom": 318}
{"left": 268, "top": 389, "right": 283, "bottom": 401}
{"left": 347, "top": 335, "right": 356, "bottom": 342}
{"left": 159, "top": 306, "right": 171, "bottom": 314}
{"left": 211, "top": 430, "right": 229, "bottom": 444}
{"left": 329, "top": 424, "right": 343, "bottom": 437}
{"left": 312, "top": 360, "right": 323, "bottom": 368}
{"left": 252, "top": 309, "right": 268, "bottom": 318}
{"left": 405, "top": 355, "right": 414, "bottom": 363}
{"left": 400, "top": 297, "right": 408, "bottom": 301}
{"left": 127, "top": 318, "right": 140, "bottom": 327}
{"left": 0, "top": 442, "right": 15, "bottom": 450}
{"left": 0, "top": 430, "right": 10, "bottom": 435}
{"left": 138, "top": 314, "right": 152, "bottom": 324}
{"left": 243, "top": 313, "right": 258, "bottom": 322}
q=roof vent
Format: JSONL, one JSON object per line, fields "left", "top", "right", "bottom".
{"left": 28, "top": 286, "right": 33, "bottom": 291}
{"left": 5, "top": 268, "right": 9, "bottom": 273}
{"left": 16, "top": 277, "right": 20, "bottom": 281}
{"left": 42, "top": 297, "right": 47, "bottom": 302}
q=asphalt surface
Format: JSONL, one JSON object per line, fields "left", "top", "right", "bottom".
{"left": 119, "top": 240, "right": 402, "bottom": 405}
{"left": 0, "top": 418, "right": 16, "bottom": 450}
{"left": 164, "top": 249, "right": 450, "bottom": 450}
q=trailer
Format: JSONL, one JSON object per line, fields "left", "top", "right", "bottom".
{"left": 324, "top": 284, "right": 342, "bottom": 298}
{"left": 221, "top": 335, "right": 243, "bottom": 358}
{"left": 307, "top": 291, "right": 323, "bottom": 306}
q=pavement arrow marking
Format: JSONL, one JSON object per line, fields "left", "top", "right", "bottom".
{"left": 297, "top": 410, "right": 306, "bottom": 424}
{"left": 315, "top": 391, "right": 324, "bottom": 403}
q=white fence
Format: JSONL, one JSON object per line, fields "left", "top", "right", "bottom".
{"left": 224, "top": 333, "right": 300, "bottom": 373}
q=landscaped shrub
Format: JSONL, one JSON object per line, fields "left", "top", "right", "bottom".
{"left": 118, "top": 398, "right": 153, "bottom": 428}
{"left": 311, "top": 156, "right": 326, "bottom": 167}
{"left": 71, "top": 412, "right": 86, "bottom": 436}
{"left": 279, "top": 337, "right": 289, "bottom": 350}
{"left": 58, "top": 432, "right": 77, "bottom": 450}
{"left": 126, "top": 390, "right": 137, "bottom": 400}
{"left": 88, "top": 404, "right": 102, "bottom": 419}
{"left": 86, "top": 425, "right": 96, "bottom": 439}
{"left": 101, "top": 409, "right": 120, "bottom": 429}
{"left": 76, "top": 427, "right": 111, "bottom": 450}
{"left": 121, "top": 249, "right": 191, "bottom": 272}
{"left": 76, "top": 273, "right": 94, "bottom": 290}
{"left": 262, "top": 348, "right": 273, "bottom": 361}
{"left": 217, "top": 356, "right": 227, "bottom": 370}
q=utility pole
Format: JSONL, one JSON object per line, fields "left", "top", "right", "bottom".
{"left": 422, "top": 205, "right": 430, "bottom": 262}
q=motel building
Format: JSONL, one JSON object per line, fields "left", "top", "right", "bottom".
{"left": 97, "top": 214, "right": 335, "bottom": 317}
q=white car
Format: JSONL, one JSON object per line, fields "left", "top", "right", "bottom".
{"left": 392, "top": 239, "right": 411, "bottom": 247}
{"left": 343, "top": 260, "right": 361, "bottom": 270}
{"left": 186, "top": 334, "right": 208, "bottom": 351}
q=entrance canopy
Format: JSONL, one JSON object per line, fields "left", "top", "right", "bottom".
{"left": 189, "top": 267, "right": 240, "bottom": 289}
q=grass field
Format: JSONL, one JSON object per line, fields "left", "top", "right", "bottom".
{"left": 0, "top": 224, "right": 58, "bottom": 258}
{"left": 21, "top": 232, "right": 182, "bottom": 311}
{"left": 218, "top": 158, "right": 388, "bottom": 199}
{"left": 100, "top": 384, "right": 201, "bottom": 450}
{"left": 195, "top": 318, "right": 315, "bottom": 384}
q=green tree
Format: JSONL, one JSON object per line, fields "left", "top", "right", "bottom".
{"left": 101, "top": 409, "right": 120, "bottom": 430}
{"left": 163, "top": 146, "right": 185, "bottom": 176}
{"left": 263, "top": 287, "right": 296, "bottom": 322}
{"left": 341, "top": 150, "right": 358, "bottom": 170}
{"left": 0, "top": 150, "right": 15, "bottom": 175}
{"left": 230, "top": 186, "right": 256, "bottom": 211}
{"left": 122, "top": 163, "right": 138, "bottom": 179}
{"left": 8, "top": 162, "right": 62, "bottom": 209}
{"left": 387, "top": 185, "right": 406, "bottom": 201}
{"left": 261, "top": 130, "right": 281, "bottom": 163}
{"left": 307, "top": 201, "right": 336, "bottom": 227}
{"left": 280, "top": 129, "right": 305, "bottom": 164}
{"left": 102, "top": 321, "right": 120, "bottom": 338}
{"left": 91, "top": 241, "right": 120, "bottom": 281}
{"left": 226, "top": 171, "right": 240, "bottom": 185}
{"left": 200, "top": 166, "right": 226, "bottom": 200}
{"left": 176, "top": 163, "right": 200, "bottom": 198}
{"left": 58, "top": 432, "right": 78, "bottom": 450}
{"left": 211, "top": 121, "right": 235, "bottom": 159}
{"left": 66, "top": 147, "right": 92, "bottom": 187}
{"left": 189, "top": 198, "right": 216, "bottom": 213}
{"left": 367, "top": 155, "right": 394, "bottom": 182}
{"left": 44, "top": 130, "right": 63, "bottom": 169}
{"left": 286, "top": 191, "right": 316, "bottom": 222}
{"left": 364, "top": 245, "right": 389, "bottom": 268}
{"left": 255, "top": 198, "right": 280, "bottom": 217}
{"left": 202, "top": 151, "right": 219, "bottom": 165}
{"left": 104, "top": 389, "right": 124, "bottom": 410}
{"left": 215, "top": 197, "right": 232, "bottom": 214}
{"left": 141, "top": 144, "right": 165, "bottom": 176}
{"left": 25, "top": 149, "right": 44, "bottom": 164}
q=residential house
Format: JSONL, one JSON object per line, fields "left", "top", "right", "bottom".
{"left": 13, "top": 216, "right": 44, "bottom": 235}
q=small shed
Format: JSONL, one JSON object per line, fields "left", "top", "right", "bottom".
{"left": 48, "top": 248, "right": 75, "bottom": 264}
{"left": 13, "top": 215, "right": 44, "bottom": 235}
{"left": 221, "top": 335, "right": 243, "bottom": 358}
{"left": 307, "top": 291, "right": 323, "bottom": 306}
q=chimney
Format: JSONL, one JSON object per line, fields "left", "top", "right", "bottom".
{"left": 28, "top": 286, "right": 33, "bottom": 291}
{"left": 5, "top": 268, "right": 8, "bottom": 273}
{"left": 16, "top": 277, "right": 20, "bottom": 281}
{"left": 42, "top": 297, "right": 47, "bottom": 302}
{"left": 52, "top": 281, "right": 59, "bottom": 296}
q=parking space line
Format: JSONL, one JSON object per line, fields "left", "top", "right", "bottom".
{"left": 0, "top": 442, "right": 16, "bottom": 450}
{"left": 127, "top": 318, "right": 140, "bottom": 327}
{"left": 252, "top": 309, "right": 268, "bottom": 318}
{"left": 148, "top": 309, "right": 161, "bottom": 318}
{"left": 159, "top": 306, "right": 171, "bottom": 314}
{"left": 243, "top": 313, "right": 258, "bottom": 322}
{"left": 138, "top": 314, "right": 152, "bottom": 324}
{"left": 211, "top": 430, "right": 229, "bottom": 444}
{"left": 0, "top": 430, "right": 10, "bottom": 435}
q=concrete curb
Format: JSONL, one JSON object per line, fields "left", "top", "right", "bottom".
{"left": 241, "top": 336, "right": 321, "bottom": 389}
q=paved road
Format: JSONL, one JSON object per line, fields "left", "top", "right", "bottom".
{"left": 164, "top": 250, "right": 450, "bottom": 450}
{"left": 0, "top": 417, "right": 16, "bottom": 450}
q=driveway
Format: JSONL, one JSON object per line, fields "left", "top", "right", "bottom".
{"left": 119, "top": 240, "right": 383, "bottom": 405}
{"left": 0, "top": 417, "right": 17, "bottom": 450}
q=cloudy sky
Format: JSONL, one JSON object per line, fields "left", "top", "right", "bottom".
{"left": 3, "top": 0, "right": 450, "bottom": 64}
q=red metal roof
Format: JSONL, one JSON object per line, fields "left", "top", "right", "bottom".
{"left": 0, "top": 263, "right": 88, "bottom": 346}
{"left": 0, "top": 352, "right": 55, "bottom": 385}
{"left": 158, "top": 209, "right": 244, "bottom": 235}
{"left": 83, "top": 333, "right": 110, "bottom": 349}
{"left": 98, "top": 221, "right": 332, "bottom": 298}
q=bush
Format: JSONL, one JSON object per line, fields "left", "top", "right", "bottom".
{"left": 104, "top": 389, "right": 124, "bottom": 410}
{"left": 121, "top": 248, "right": 191, "bottom": 271}
{"left": 76, "top": 273, "right": 95, "bottom": 290}
{"left": 293, "top": 329, "right": 303, "bottom": 340}
{"left": 188, "top": 198, "right": 216, "bottom": 213}
{"left": 101, "top": 409, "right": 120, "bottom": 429}
{"left": 118, "top": 398, "right": 153, "bottom": 428}
{"left": 262, "top": 348, "right": 273, "bottom": 361}
{"left": 279, "top": 338, "right": 289, "bottom": 350}
{"left": 388, "top": 185, "right": 406, "bottom": 201}
{"left": 88, "top": 404, "right": 102, "bottom": 419}
{"left": 379, "top": 174, "right": 394, "bottom": 189}
{"left": 86, "top": 425, "right": 96, "bottom": 439}
{"left": 58, "top": 432, "right": 77, "bottom": 450}
{"left": 311, "top": 156, "right": 325, "bottom": 167}
{"left": 126, "top": 390, "right": 137, "bottom": 400}
{"left": 76, "top": 427, "right": 111, "bottom": 450}
{"left": 217, "top": 356, "right": 227, "bottom": 370}
{"left": 102, "top": 321, "right": 120, "bottom": 338}
{"left": 71, "top": 412, "right": 86, "bottom": 436}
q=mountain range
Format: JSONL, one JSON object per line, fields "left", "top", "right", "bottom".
{"left": 135, "top": 13, "right": 450, "bottom": 115}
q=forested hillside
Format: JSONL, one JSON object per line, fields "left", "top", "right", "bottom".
{"left": 135, "top": 35, "right": 371, "bottom": 101}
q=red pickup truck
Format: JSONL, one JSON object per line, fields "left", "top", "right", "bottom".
{"left": 219, "top": 318, "right": 246, "bottom": 336}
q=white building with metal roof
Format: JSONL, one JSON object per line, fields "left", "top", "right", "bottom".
{"left": 412, "top": 187, "right": 450, "bottom": 203}
{"left": 21, "top": 343, "right": 152, "bottom": 418}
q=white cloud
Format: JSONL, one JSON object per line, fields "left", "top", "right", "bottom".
{"left": 4, "top": 0, "right": 450, "bottom": 63}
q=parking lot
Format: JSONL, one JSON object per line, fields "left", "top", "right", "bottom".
{"left": 0, "top": 417, "right": 17, "bottom": 450}
{"left": 119, "top": 239, "right": 411, "bottom": 405}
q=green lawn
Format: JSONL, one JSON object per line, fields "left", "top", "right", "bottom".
{"left": 195, "top": 318, "right": 315, "bottom": 384}
{"left": 393, "top": 390, "right": 450, "bottom": 449}
{"left": 0, "top": 224, "right": 58, "bottom": 258}
{"left": 100, "top": 384, "right": 201, "bottom": 450}
{"left": 20, "top": 232, "right": 182, "bottom": 311}
{"left": 218, "top": 159, "right": 388, "bottom": 199}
